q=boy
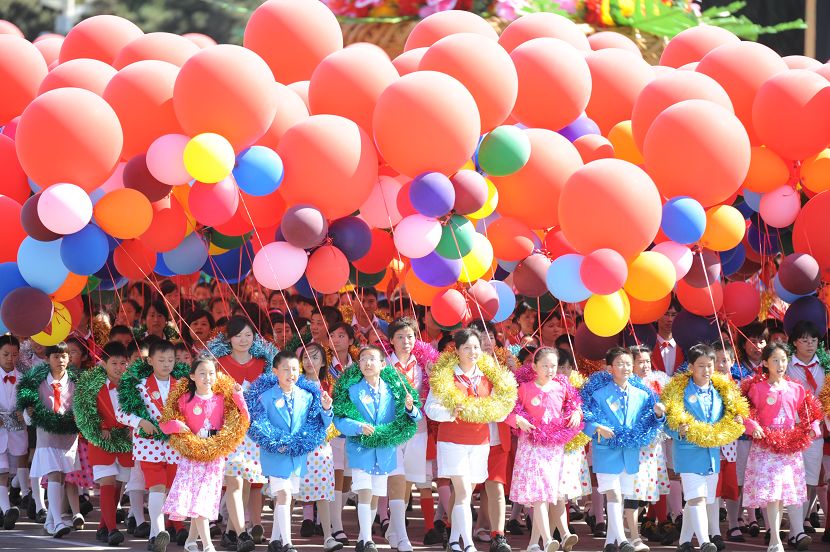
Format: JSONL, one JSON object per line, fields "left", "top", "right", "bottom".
{"left": 653, "top": 300, "right": 684, "bottom": 375}
{"left": 0, "top": 335, "right": 26, "bottom": 530}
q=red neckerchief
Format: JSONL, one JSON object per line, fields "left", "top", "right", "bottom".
{"left": 145, "top": 375, "right": 174, "bottom": 417}
{"left": 97, "top": 383, "right": 119, "bottom": 429}
{"left": 395, "top": 356, "right": 417, "bottom": 387}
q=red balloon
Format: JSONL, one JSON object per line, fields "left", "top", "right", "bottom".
{"left": 573, "top": 134, "right": 614, "bottom": 163}
{"left": 792, "top": 192, "right": 830, "bottom": 278}
{"left": 189, "top": 178, "right": 240, "bottom": 227}
{"left": 0, "top": 35, "right": 48, "bottom": 125}
{"left": 659, "top": 26, "right": 739, "bottom": 68}
{"left": 113, "top": 239, "right": 156, "bottom": 281}
{"left": 244, "top": 0, "right": 343, "bottom": 85}
{"left": 512, "top": 253, "right": 551, "bottom": 297}
{"left": 123, "top": 154, "right": 173, "bottom": 202}
{"left": 138, "top": 195, "right": 188, "bottom": 253}
{"left": 0, "top": 195, "right": 25, "bottom": 262}
{"left": 174, "top": 45, "right": 277, "bottom": 151}
{"left": 722, "top": 281, "right": 760, "bottom": 327}
{"left": 588, "top": 32, "right": 641, "bottom": 56}
{"left": 287, "top": 81, "right": 310, "bottom": 110}
{"left": 683, "top": 249, "right": 722, "bottom": 288}
{"left": 0, "top": 135, "right": 28, "bottom": 204}
{"left": 15, "top": 87, "right": 123, "bottom": 191}
{"left": 676, "top": 279, "right": 723, "bottom": 317}
{"left": 392, "top": 48, "right": 426, "bottom": 76}
{"left": 778, "top": 253, "right": 821, "bottom": 295}
{"left": 352, "top": 229, "right": 394, "bottom": 273}
{"left": 450, "top": 170, "right": 488, "bottom": 215}
{"left": 20, "top": 192, "right": 60, "bottom": 242}
{"left": 0, "top": 21, "right": 23, "bottom": 38}
{"left": 213, "top": 202, "right": 255, "bottom": 237}
{"left": 34, "top": 36, "right": 63, "bottom": 66}
{"left": 255, "top": 83, "right": 310, "bottom": 149}
{"left": 467, "top": 279, "right": 499, "bottom": 321}
{"left": 240, "top": 189, "right": 287, "bottom": 229}
{"left": 405, "top": 10, "right": 498, "bottom": 51}
{"left": 183, "top": 33, "right": 216, "bottom": 49}
{"left": 38, "top": 58, "right": 116, "bottom": 96}
{"left": 784, "top": 55, "right": 823, "bottom": 70}
{"left": 113, "top": 32, "right": 200, "bottom": 69}
{"left": 487, "top": 216, "right": 536, "bottom": 262}
{"left": 580, "top": 248, "right": 628, "bottom": 295}
{"left": 498, "top": 12, "right": 590, "bottom": 53}
{"left": 396, "top": 179, "right": 417, "bottom": 219}
{"left": 585, "top": 48, "right": 653, "bottom": 135}
{"left": 430, "top": 288, "right": 469, "bottom": 327}
{"left": 59, "top": 15, "right": 144, "bottom": 65}
{"left": 543, "top": 227, "right": 576, "bottom": 259}
{"left": 306, "top": 245, "right": 350, "bottom": 294}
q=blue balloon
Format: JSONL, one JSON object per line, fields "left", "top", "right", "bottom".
{"left": 163, "top": 233, "right": 208, "bottom": 275}
{"left": 330, "top": 217, "right": 372, "bottom": 261}
{"left": 28, "top": 178, "right": 41, "bottom": 193}
{"left": 411, "top": 251, "right": 462, "bottom": 287}
{"left": 661, "top": 196, "right": 706, "bottom": 244}
{"left": 60, "top": 224, "right": 110, "bottom": 275}
{"left": 734, "top": 198, "right": 754, "bottom": 219}
{"left": 233, "top": 146, "right": 284, "bottom": 197}
{"left": 98, "top": 276, "right": 129, "bottom": 291}
{"left": 721, "top": 243, "right": 746, "bottom": 277}
{"left": 784, "top": 295, "right": 827, "bottom": 335}
{"left": 0, "top": 263, "right": 27, "bottom": 305}
{"left": 497, "top": 259, "right": 519, "bottom": 273}
{"left": 154, "top": 254, "right": 176, "bottom": 277}
{"left": 410, "top": 172, "right": 454, "bottom": 218}
{"left": 557, "top": 114, "right": 600, "bottom": 142}
{"left": 489, "top": 280, "right": 516, "bottom": 323}
{"left": 294, "top": 275, "right": 322, "bottom": 299}
{"left": 474, "top": 211, "right": 500, "bottom": 234}
{"left": 202, "top": 241, "right": 254, "bottom": 284}
{"left": 546, "top": 254, "right": 591, "bottom": 303}
{"left": 94, "top": 251, "right": 120, "bottom": 282}
{"left": 742, "top": 189, "right": 762, "bottom": 212}
{"left": 746, "top": 222, "right": 780, "bottom": 255}
{"left": 17, "top": 237, "right": 69, "bottom": 293}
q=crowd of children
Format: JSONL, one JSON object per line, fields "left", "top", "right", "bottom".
{"left": 1, "top": 279, "right": 830, "bottom": 552}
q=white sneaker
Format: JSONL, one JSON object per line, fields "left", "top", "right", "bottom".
{"left": 44, "top": 520, "right": 55, "bottom": 536}
{"left": 544, "top": 540, "right": 560, "bottom": 552}
{"left": 385, "top": 527, "right": 398, "bottom": 549}
{"left": 631, "top": 538, "right": 650, "bottom": 552}
{"left": 561, "top": 534, "right": 579, "bottom": 552}
{"left": 184, "top": 542, "right": 201, "bottom": 552}
{"left": 527, "top": 545, "right": 542, "bottom": 552}
{"left": 397, "top": 539, "right": 414, "bottom": 552}
{"left": 324, "top": 537, "right": 344, "bottom": 552}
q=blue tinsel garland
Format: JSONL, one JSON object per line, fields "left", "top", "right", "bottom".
{"left": 580, "top": 371, "right": 663, "bottom": 449}
{"left": 204, "top": 333, "right": 278, "bottom": 371}
{"left": 244, "top": 373, "right": 326, "bottom": 456}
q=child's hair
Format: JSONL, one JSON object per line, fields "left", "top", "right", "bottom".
{"left": 0, "top": 335, "right": 20, "bottom": 350}
{"left": 437, "top": 333, "right": 454, "bottom": 352}
{"left": 359, "top": 344, "right": 385, "bottom": 361}
{"left": 557, "top": 348, "right": 574, "bottom": 368}
{"left": 788, "top": 320, "right": 822, "bottom": 347}
{"left": 760, "top": 342, "right": 789, "bottom": 373}
{"left": 126, "top": 341, "right": 140, "bottom": 359}
{"left": 329, "top": 322, "right": 356, "bottom": 343}
{"left": 356, "top": 287, "right": 378, "bottom": 299}
{"left": 143, "top": 299, "right": 170, "bottom": 321}
{"left": 187, "top": 357, "right": 216, "bottom": 402}
{"left": 469, "top": 320, "right": 503, "bottom": 347}
{"left": 174, "top": 342, "right": 190, "bottom": 354}
{"left": 273, "top": 350, "right": 297, "bottom": 369}
{"left": 66, "top": 337, "right": 91, "bottom": 367}
{"left": 225, "top": 315, "right": 254, "bottom": 341}
{"left": 45, "top": 342, "right": 69, "bottom": 357}
{"left": 148, "top": 339, "right": 175, "bottom": 358}
{"left": 516, "top": 345, "right": 537, "bottom": 365}
{"left": 712, "top": 341, "right": 735, "bottom": 359}
{"left": 388, "top": 316, "right": 419, "bottom": 340}
{"left": 605, "top": 346, "right": 632, "bottom": 367}
{"left": 109, "top": 325, "right": 133, "bottom": 340}
{"left": 629, "top": 344, "right": 652, "bottom": 358}
{"left": 121, "top": 298, "right": 142, "bottom": 315}
{"left": 159, "top": 279, "right": 178, "bottom": 297}
{"left": 313, "top": 306, "right": 344, "bottom": 328}
{"left": 453, "top": 327, "right": 482, "bottom": 349}
{"left": 554, "top": 334, "right": 572, "bottom": 349}
{"left": 533, "top": 346, "right": 558, "bottom": 365}
{"left": 299, "top": 342, "right": 328, "bottom": 376}
{"left": 129, "top": 281, "right": 153, "bottom": 305}
{"left": 687, "top": 344, "right": 716, "bottom": 365}
{"left": 101, "top": 341, "right": 128, "bottom": 362}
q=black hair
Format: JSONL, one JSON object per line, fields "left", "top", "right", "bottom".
{"left": 629, "top": 344, "right": 652, "bottom": 357}
{"left": 359, "top": 344, "right": 385, "bottom": 361}
{"left": 66, "top": 337, "right": 91, "bottom": 367}
{"left": 298, "top": 342, "right": 327, "bottom": 377}
{"left": 187, "top": 357, "right": 216, "bottom": 402}
{"left": 329, "top": 321, "right": 356, "bottom": 342}
{"left": 159, "top": 280, "right": 178, "bottom": 296}
{"left": 225, "top": 315, "right": 255, "bottom": 341}
{"left": 468, "top": 320, "right": 503, "bottom": 348}
{"left": 129, "top": 281, "right": 153, "bottom": 306}
{"left": 664, "top": 295, "right": 682, "bottom": 313}
{"left": 120, "top": 298, "right": 142, "bottom": 315}
{"left": 126, "top": 341, "right": 140, "bottom": 359}
{"left": 387, "top": 316, "right": 419, "bottom": 340}
{"left": 101, "top": 341, "right": 128, "bottom": 362}
{"left": 789, "top": 320, "right": 822, "bottom": 347}
{"left": 738, "top": 321, "right": 769, "bottom": 363}
{"left": 356, "top": 287, "right": 378, "bottom": 298}
{"left": 533, "top": 346, "right": 559, "bottom": 364}
{"left": 273, "top": 350, "right": 297, "bottom": 369}
{"left": 760, "top": 342, "right": 789, "bottom": 374}
{"left": 313, "top": 306, "right": 343, "bottom": 328}
{"left": 605, "top": 346, "right": 632, "bottom": 367}
{"left": 143, "top": 299, "right": 170, "bottom": 321}
{"left": 453, "top": 327, "right": 482, "bottom": 350}
{"left": 45, "top": 342, "right": 69, "bottom": 357}
{"left": 148, "top": 339, "right": 175, "bottom": 357}
{"left": 554, "top": 334, "right": 572, "bottom": 349}
{"left": 0, "top": 335, "right": 20, "bottom": 350}
{"left": 294, "top": 295, "right": 315, "bottom": 307}
{"left": 437, "top": 333, "right": 454, "bottom": 352}
{"left": 517, "top": 346, "right": 537, "bottom": 365}
{"left": 109, "top": 325, "right": 133, "bottom": 339}
{"left": 713, "top": 341, "right": 736, "bottom": 358}
{"left": 687, "top": 344, "right": 716, "bottom": 365}
{"left": 557, "top": 348, "right": 574, "bottom": 368}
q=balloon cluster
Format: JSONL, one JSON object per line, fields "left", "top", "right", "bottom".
{"left": 1, "top": 4, "right": 829, "bottom": 344}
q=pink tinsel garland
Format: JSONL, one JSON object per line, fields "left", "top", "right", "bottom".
{"left": 511, "top": 373, "right": 584, "bottom": 447}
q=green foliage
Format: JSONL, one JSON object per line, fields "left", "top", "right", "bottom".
{"left": 0, "top": 0, "right": 58, "bottom": 40}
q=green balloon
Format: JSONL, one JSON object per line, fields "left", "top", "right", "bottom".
{"left": 349, "top": 265, "right": 386, "bottom": 287}
{"left": 82, "top": 275, "right": 101, "bottom": 295}
{"left": 435, "top": 215, "right": 475, "bottom": 260}
{"left": 211, "top": 230, "right": 251, "bottom": 250}
{"left": 478, "top": 125, "right": 531, "bottom": 177}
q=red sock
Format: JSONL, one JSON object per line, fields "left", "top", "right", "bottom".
{"left": 420, "top": 494, "right": 435, "bottom": 531}
{"left": 172, "top": 519, "right": 184, "bottom": 531}
{"left": 491, "top": 531, "right": 504, "bottom": 538}
{"left": 100, "top": 484, "right": 116, "bottom": 532}
{"left": 650, "top": 495, "right": 668, "bottom": 522}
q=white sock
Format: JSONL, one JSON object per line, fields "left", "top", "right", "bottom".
{"left": 707, "top": 501, "right": 721, "bottom": 537}
{"left": 690, "top": 502, "right": 709, "bottom": 544}
{"left": 332, "top": 490, "right": 344, "bottom": 533}
{"left": 271, "top": 513, "right": 282, "bottom": 542}
{"left": 787, "top": 503, "right": 805, "bottom": 536}
{"left": 277, "top": 504, "right": 292, "bottom": 545}
{"left": 0, "top": 484, "right": 9, "bottom": 514}
{"left": 31, "top": 478, "right": 44, "bottom": 511}
{"left": 461, "top": 502, "right": 474, "bottom": 548}
{"left": 47, "top": 482, "right": 64, "bottom": 527}
{"left": 606, "top": 501, "right": 624, "bottom": 545}
{"left": 17, "top": 469, "right": 29, "bottom": 494}
{"left": 129, "top": 490, "right": 146, "bottom": 525}
{"left": 148, "top": 491, "right": 166, "bottom": 538}
{"left": 679, "top": 504, "right": 694, "bottom": 544}
{"left": 450, "top": 504, "right": 464, "bottom": 545}
{"left": 389, "top": 499, "right": 408, "bottom": 545}
{"left": 357, "top": 503, "right": 373, "bottom": 543}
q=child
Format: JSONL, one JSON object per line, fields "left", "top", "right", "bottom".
{"left": 117, "top": 339, "right": 185, "bottom": 552}
{"left": 581, "top": 347, "right": 666, "bottom": 552}
{"left": 18, "top": 342, "right": 78, "bottom": 538}
{"left": 334, "top": 345, "right": 422, "bottom": 552}
{"left": 742, "top": 343, "right": 823, "bottom": 552}
{"left": 160, "top": 357, "right": 249, "bottom": 552}
{"left": 508, "top": 347, "right": 582, "bottom": 552}
{"left": 174, "top": 343, "right": 193, "bottom": 367}
{"left": 0, "top": 335, "right": 26, "bottom": 530}
{"left": 713, "top": 342, "right": 743, "bottom": 544}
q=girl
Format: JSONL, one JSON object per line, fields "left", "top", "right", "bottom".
{"left": 742, "top": 343, "right": 822, "bottom": 552}
{"left": 508, "top": 347, "right": 582, "bottom": 552}
{"left": 160, "top": 358, "right": 249, "bottom": 552}
{"left": 64, "top": 338, "right": 96, "bottom": 528}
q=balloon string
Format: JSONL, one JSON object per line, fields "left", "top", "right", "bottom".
{"left": 697, "top": 250, "right": 728, "bottom": 356}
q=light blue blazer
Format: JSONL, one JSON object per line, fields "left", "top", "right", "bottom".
{"left": 584, "top": 381, "right": 661, "bottom": 475}
{"left": 666, "top": 382, "right": 723, "bottom": 475}
{"left": 333, "top": 378, "right": 421, "bottom": 475}
{"left": 259, "top": 385, "right": 333, "bottom": 478}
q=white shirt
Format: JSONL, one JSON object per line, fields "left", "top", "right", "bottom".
{"left": 788, "top": 355, "right": 823, "bottom": 394}
{"left": 156, "top": 376, "right": 171, "bottom": 402}
{"left": 656, "top": 335, "right": 678, "bottom": 376}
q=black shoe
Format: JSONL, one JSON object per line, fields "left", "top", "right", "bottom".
{"left": 210, "top": 522, "right": 222, "bottom": 538}
{"left": 154, "top": 530, "right": 171, "bottom": 552}
{"left": 20, "top": 491, "right": 31, "bottom": 512}
{"left": 26, "top": 496, "right": 36, "bottom": 521}
{"left": 809, "top": 511, "right": 820, "bottom": 528}
{"left": 747, "top": 521, "right": 760, "bottom": 537}
{"left": 135, "top": 522, "right": 151, "bottom": 538}
{"left": 585, "top": 514, "right": 596, "bottom": 531}
{"left": 251, "top": 524, "right": 264, "bottom": 544}
{"left": 121, "top": 493, "right": 130, "bottom": 507}
{"left": 2, "top": 506, "right": 18, "bottom": 530}
{"left": 594, "top": 522, "right": 607, "bottom": 538}
{"left": 127, "top": 515, "right": 137, "bottom": 535}
{"left": 347, "top": 496, "right": 357, "bottom": 507}
{"left": 424, "top": 528, "right": 445, "bottom": 546}
{"left": 641, "top": 520, "right": 657, "bottom": 541}
{"left": 603, "top": 544, "right": 618, "bottom": 552}
{"left": 221, "top": 530, "right": 239, "bottom": 551}
{"left": 237, "top": 531, "right": 255, "bottom": 552}
{"left": 506, "top": 519, "right": 524, "bottom": 535}
{"left": 661, "top": 522, "right": 679, "bottom": 545}
{"left": 268, "top": 540, "right": 284, "bottom": 552}
{"left": 147, "top": 537, "right": 156, "bottom": 552}
{"left": 363, "top": 542, "right": 377, "bottom": 552}
{"left": 803, "top": 520, "right": 816, "bottom": 534}
{"left": 727, "top": 527, "right": 745, "bottom": 543}
{"left": 720, "top": 508, "right": 727, "bottom": 522}
{"left": 699, "top": 543, "right": 717, "bottom": 552}
{"left": 79, "top": 495, "right": 94, "bottom": 516}
{"left": 301, "top": 519, "right": 315, "bottom": 537}
{"left": 108, "top": 529, "right": 125, "bottom": 547}
{"left": 676, "top": 542, "right": 693, "bottom": 552}
{"left": 316, "top": 523, "right": 325, "bottom": 536}
{"left": 283, "top": 546, "right": 298, "bottom": 552}
{"left": 9, "top": 486, "right": 20, "bottom": 507}
{"left": 490, "top": 534, "right": 511, "bottom": 552}
{"left": 710, "top": 534, "right": 726, "bottom": 551}
{"left": 116, "top": 509, "right": 126, "bottom": 524}
{"left": 176, "top": 528, "right": 188, "bottom": 546}
{"left": 355, "top": 540, "right": 365, "bottom": 552}
{"left": 789, "top": 533, "right": 812, "bottom": 550}
{"left": 36, "top": 508, "right": 47, "bottom": 524}
{"left": 333, "top": 530, "right": 349, "bottom": 545}
{"left": 569, "top": 503, "right": 584, "bottom": 521}
{"left": 619, "top": 541, "right": 635, "bottom": 552}
{"left": 97, "top": 527, "right": 110, "bottom": 542}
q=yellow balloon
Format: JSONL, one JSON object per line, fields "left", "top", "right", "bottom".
{"left": 208, "top": 242, "right": 229, "bottom": 256}
{"left": 460, "top": 159, "right": 477, "bottom": 171}
{"left": 584, "top": 290, "right": 630, "bottom": 337}
{"left": 183, "top": 133, "right": 236, "bottom": 184}
{"left": 467, "top": 178, "right": 499, "bottom": 220}
{"left": 624, "top": 251, "right": 676, "bottom": 301}
{"left": 608, "top": 120, "right": 644, "bottom": 165}
{"left": 699, "top": 205, "right": 745, "bottom": 252}
{"left": 32, "top": 301, "right": 72, "bottom": 346}
{"left": 458, "top": 233, "right": 494, "bottom": 284}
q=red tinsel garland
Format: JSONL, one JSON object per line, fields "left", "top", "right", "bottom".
{"left": 510, "top": 374, "right": 584, "bottom": 447}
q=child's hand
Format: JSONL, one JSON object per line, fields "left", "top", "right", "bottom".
{"left": 361, "top": 423, "right": 375, "bottom": 436}
{"left": 25, "top": 406, "right": 33, "bottom": 417}
{"left": 405, "top": 392, "right": 414, "bottom": 412}
{"left": 596, "top": 425, "right": 615, "bottom": 439}
{"left": 653, "top": 402, "right": 666, "bottom": 417}
{"left": 515, "top": 416, "right": 535, "bottom": 432}
{"left": 321, "top": 391, "right": 333, "bottom": 410}
{"left": 177, "top": 420, "right": 190, "bottom": 433}
{"left": 567, "top": 409, "right": 582, "bottom": 429}
{"left": 101, "top": 429, "right": 111, "bottom": 440}
{"left": 232, "top": 383, "right": 243, "bottom": 394}
{"left": 138, "top": 419, "right": 157, "bottom": 435}
{"left": 452, "top": 404, "right": 464, "bottom": 419}
{"left": 752, "top": 427, "right": 765, "bottom": 440}
{"left": 678, "top": 424, "right": 689, "bottom": 438}
{"left": 734, "top": 415, "right": 743, "bottom": 425}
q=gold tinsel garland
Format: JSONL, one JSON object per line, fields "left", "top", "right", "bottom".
{"left": 565, "top": 370, "right": 591, "bottom": 452}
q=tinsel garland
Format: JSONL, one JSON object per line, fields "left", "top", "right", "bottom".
{"left": 814, "top": 346, "right": 830, "bottom": 415}
{"left": 429, "top": 352, "right": 517, "bottom": 424}
{"left": 118, "top": 359, "right": 190, "bottom": 439}
{"left": 205, "top": 333, "right": 278, "bottom": 372}
{"left": 662, "top": 372, "right": 749, "bottom": 448}
{"left": 132, "top": 323, "right": 180, "bottom": 342}
{"left": 245, "top": 374, "right": 327, "bottom": 456}
{"left": 332, "top": 365, "right": 421, "bottom": 449}
{"left": 580, "top": 371, "right": 663, "bottom": 449}
{"left": 743, "top": 374, "right": 824, "bottom": 455}
{"left": 511, "top": 374, "right": 583, "bottom": 447}
{"left": 73, "top": 366, "right": 132, "bottom": 453}
{"left": 161, "top": 372, "right": 249, "bottom": 462}
{"left": 17, "top": 363, "right": 79, "bottom": 435}
{"left": 284, "top": 331, "right": 313, "bottom": 354}
{"left": 565, "top": 371, "right": 591, "bottom": 452}
{"left": 443, "top": 342, "right": 509, "bottom": 367}
{"left": 378, "top": 339, "right": 438, "bottom": 392}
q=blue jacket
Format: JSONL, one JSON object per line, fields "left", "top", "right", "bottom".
{"left": 666, "top": 381, "right": 723, "bottom": 475}
{"left": 333, "top": 378, "right": 421, "bottom": 475}
{"left": 584, "top": 381, "right": 662, "bottom": 475}
{"left": 259, "top": 385, "right": 333, "bottom": 478}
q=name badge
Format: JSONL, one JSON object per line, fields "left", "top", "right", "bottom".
{"left": 688, "top": 395, "right": 698, "bottom": 404}
{"left": 361, "top": 394, "right": 374, "bottom": 405}
{"left": 275, "top": 398, "right": 285, "bottom": 408}
{"left": 610, "top": 401, "right": 619, "bottom": 411}
{"left": 193, "top": 405, "right": 202, "bottom": 416}
{"left": 766, "top": 395, "right": 777, "bottom": 405}
{"left": 530, "top": 397, "right": 541, "bottom": 407}
{"left": 151, "top": 391, "right": 161, "bottom": 400}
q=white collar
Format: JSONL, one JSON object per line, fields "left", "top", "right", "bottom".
{"left": 389, "top": 352, "right": 416, "bottom": 369}
{"left": 656, "top": 335, "right": 676, "bottom": 347}
{"left": 454, "top": 364, "right": 483, "bottom": 378}
{"left": 792, "top": 355, "right": 819, "bottom": 368}
{"left": 46, "top": 371, "right": 68, "bottom": 386}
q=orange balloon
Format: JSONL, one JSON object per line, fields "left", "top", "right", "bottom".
{"left": 51, "top": 273, "right": 88, "bottom": 302}
{"left": 607, "top": 121, "right": 643, "bottom": 165}
{"left": 643, "top": 100, "right": 750, "bottom": 207}
{"left": 486, "top": 216, "right": 536, "bottom": 262}
{"left": 404, "top": 267, "right": 447, "bottom": 305}
{"left": 498, "top": 12, "right": 590, "bottom": 53}
{"left": 34, "top": 36, "right": 63, "bottom": 66}
{"left": 278, "top": 115, "right": 379, "bottom": 219}
{"left": 174, "top": 45, "right": 277, "bottom": 151}
{"left": 373, "top": 71, "right": 481, "bottom": 177}
{"left": 288, "top": 81, "right": 310, "bottom": 110}
{"left": 404, "top": 10, "right": 498, "bottom": 51}
{"left": 743, "top": 146, "right": 790, "bottom": 193}
{"left": 113, "top": 32, "right": 200, "bottom": 69}
{"left": 785, "top": 55, "right": 823, "bottom": 70}
{"left": 38, "top": 58, "right": 116, "bottom": 97}
{"left": 700, "top": 204, "right": 746, "bottom": 252}
{"left": 510, "top": 38, "right": 591, "bottom": 132}
{"left": 629, "top": 293, "right": 671, "bottom": 324}
{"left": 659, "top": 26, "right": 739, "bottom": 68}
{"left": 587, "top": 32, "right": 641, "bottom": 56}
{"left": 801, "top": 149, "right": 830, "bottom": 193}
{"left": 558, "top": 159, "right": 662, "bottom": 260}
{"left": 94, "top": 188, "right": 153, "bottom": 239}
{"left": 392, "top": 48, "right": 427, "bottom": 76}
{"left": 585, "top": 48, "right": 653, "bottom": 135}
{"left": 103, "top": 60, "right": 182, "bottom": 160}
{"left": 696, "top": 41, "right": 787, "bottom": 144}
{"left": 309, "top": 47, "right": 399, "bottom": 134}
{"left": 113, "top": 239, "right": 156, "bottom": 281}
{"left": 59, "top": 15, "right": 144, "bottom": 64}
{"left": 676, "top": 279, "right": 723, "bottom": 316}
{"left": 15, "top": 87, "right": 123, "bottom": 191}
{"left": 574, "top": 134, "right": 614, "bottom": 163}
{"left": 0, "top": 35, "right": 48, "bottom": 125}
{"left": 138, "top": 195, "right": 189, "bottom": 252}
{"left": 491, "top": 129, "right": 583, "bottom": 229}
{"left": 244, "top": 0, "right": 343, "bottom": 85}
{"left": 419, "top": 33, "right": 518, "bottom": 132}
{"left": 255, "top": 83, "right": 310, "bottom": 149}
{"left": 631, "top": 71, "right": 733, "bottom": 151}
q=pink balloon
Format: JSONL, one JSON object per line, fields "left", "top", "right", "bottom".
{"left": 37, "top": 183, "right": 92, "bottom": 234}
{"left": 146, "top": 134, "right": 191, "bottom": 186}
{"left": 759, "top": 185, "right": 801, "bottom": 228}
{"left": 253, "top": 240, "right": 308, "bottom": 290}
{"left": 393, "top": 214, "right": 442, "bottom": 259}
{"left": 189, "top": 178, "right": 239, "bottom": 226}
{"left": 393, "top": 47, "right": 427, "bottom": 76}
{"left": 359, "top": 175, "right": 403, "bottom": 229}
{"left": 580, "top": 248, "right": 628, "bottom": 295}
{"left": 784, "top": 55, "right": 822, "bottom": 70}
{"left": 98, "top": 162, "right": 126, "bottom": 195}
{"left": 588, "top": 32, "right": 641, "bottom": 56}
{"left": 652, "top": 241, "right": 693, "bottom": 280}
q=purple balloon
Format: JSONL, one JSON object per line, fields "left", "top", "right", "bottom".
{"left": 621, "top": 324, "right": 657, "bottom": 349}
{"left": 746, "top": 222, "right": 780, "bottom": 255}
{"left": 557, "top": 115, "right": 601, "bottom": 142}
{"left": 411, "top": 251, "right": 462, "bottom": 287}
{"left": 409, "top": 172, "right": 455, "bottom": 218}
{"left": 784, "top": 296, "right": 828, "bottom": 336}
{"left": 281, "top": 205, "right": 328, "bottom": 250}
{"left": 573, "top": 323, "right": 620, "bottom": 361}
{"left": 0, "top": 286, "right": 53, "bottom": 337}
{"left": 329, "top": 216, "right": 371, "bottom": 261}
{"left": 673, "top": 310, "right": 721, "bottom": 353}
{"left": 683, "top": 249, "right": 721, "bottom": 288}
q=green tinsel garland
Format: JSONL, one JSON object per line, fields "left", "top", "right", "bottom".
{"left": 73, "top": 366, "right": 132, "bottom": 453}
{"left": 332, "top": 365, "right": 421, "bottom": 449}
{"left": 117, "top": 359, "right": 190, "bottom": 440}
{"left": 16, "top": 363, "right": 78, "bottom": 435}
{"left": 284, "top": 331, "right": 313, "bottom": 354}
